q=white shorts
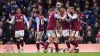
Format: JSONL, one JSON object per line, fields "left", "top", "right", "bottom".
{"left": 47, "top": 30, "right": 57, "bottom": 38}
{"left": 62, "top": 29, "right": 70, "bottom": 37}
{"left": 55, "top": 30, "right": 61, "bottom": 38}
{"left": 70, "top": 30, "right": 79, "bottom": 37}
{"left": 36, "top": 31, "right": 44, "bottom": 40}
{"left": 15, "top": 30, "right": 24, "bottom": 38}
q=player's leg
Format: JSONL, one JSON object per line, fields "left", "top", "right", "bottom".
{"left": 15, "top": 31, "right": 21, "bottom": 53}
{"left": 16, "top": 38, "right": 20, "bottom": 53}
{"left": 40, "top": 31, "right": 45, "bottom": 46}
{"left": 69, "top": 30, "right": 76, "bottom": 52}
{"left": 54, "top": 37, "right": 59, "bottom": 53}
{"left": 44, "top": 30, "right": 52, "bottom": 53}
{"left": 73, "top": 31, "right": 79, "bottom": 53}
{"left": 53, "top": 30, "right": 60, "bottom": 53}
{"left": 36, "top": 32, "right": 41, "bottom": 52}
{"left": 19, "top": 30, "right": 25, "bottom": 53}
{"left": 36, "top": 31, "right": 45, "bottom": 52}
{"left": 62, "top": 30, "right": 71, "bottom": 52}
{"left": 70, "top": 30, "right": 79, "bottom": 53}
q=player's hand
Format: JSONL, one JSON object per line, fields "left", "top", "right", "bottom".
{"left": 27, "top": 27, "right": 29, "bottom": 30}
{"left": 67, "top": 8, "right": 71, "bottom": 13}
{"left": 6, "top": 19, "right": 9, "bottom": 23}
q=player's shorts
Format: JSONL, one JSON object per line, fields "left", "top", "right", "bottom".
{"left": 15, "top": 30, "right": 24, "bottom": 38}
{"left": 70, "top": 30, "right": 79, "bottom": 37}
{"left": 55, "top": 30, "right": 61, "bottom": 38}
{"left": 47, "top": 30, "right": 58, "bottom": 38}
{"left": 36, "top": 31, "right": 44, "bottom": 40}
{"left": 62, "top": 29, "right": 70, "bottom": 37}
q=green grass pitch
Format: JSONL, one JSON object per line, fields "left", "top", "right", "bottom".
{"left": 0, "top": 52, "right": 100, "bottom": 56}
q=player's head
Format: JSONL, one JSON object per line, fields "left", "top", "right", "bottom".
{"left": 16, "top": 8, "right": 21, "bottom": 14}
{"left": 60, "top": 6, "right": 66, "bottom": 13}
{"left": 52, "top": 7, "right": 59, "bottom": 13}
{"left": 69, "top": 7, "right": 75, "bottom": 13}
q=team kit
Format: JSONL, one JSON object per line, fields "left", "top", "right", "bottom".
{"left": 8, "top": 6, "right": 80, "bottom": 53}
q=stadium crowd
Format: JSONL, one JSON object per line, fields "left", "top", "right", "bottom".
{"left": 0, "top": 0, "right": 100, "bottom": 45}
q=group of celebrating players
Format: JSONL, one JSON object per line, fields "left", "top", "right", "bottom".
{"left": 7, "top": 5, "right": 80, "bottom": 53}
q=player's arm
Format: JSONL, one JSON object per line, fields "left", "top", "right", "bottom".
{"left": 36, "top": 17, "right": 40, "bottom": 32}
{"left": 54, "top": 13, "right": 61, "bottom": 19}
{"left": 8, "top": 16, "right": 15, "bottom": 24}
{"left": 68, "top": 13, "right": 78, "bottom": 20}
{"left": 60, "top": 15, "right": 67, "bottom": 20}
{"left": 43, "top": 17, "right": 48, "bottom": 21}
{"left": 60, "top": 12, "right": 67, "bottom": 20}
{"left": 23, "top": 15, "right": 29, "bottom": 29}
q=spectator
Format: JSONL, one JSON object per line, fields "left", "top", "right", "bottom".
{"left": 27, "top": 12, "right": 36, "bottom": 30}
{"left": 83, "top": 8, "right": 92, "bottom": 26}
{"left": 6, "top": 25, "right": 14, "bottom": 44}
{"left": 91, "top": 2, "right": 99, "bottom": 12}
{"left": 26, "top": 28, "right": 36, "bottom": 44}
{"left": 85, "top": 26, "right": 93, "bottom": 36}
{"left": 77, "top": 33, "right": 83, "bottom": 44}
{"left": 92, "top": 21, "right": 100, "bottom": 37}
{"left": 89, "top": 10, "right": 98, "bottom": 26}
{"left": 84, "top": 30, "right": 96, "bottom": 44}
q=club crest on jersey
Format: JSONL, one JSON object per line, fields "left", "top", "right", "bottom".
{"left": 21, "top": 16, "right": 23, "bottom": 18}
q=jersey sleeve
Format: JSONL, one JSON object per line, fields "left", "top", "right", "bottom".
{"left": 68, "top": 13, "right": 78, "bottom": 19}
{"left": 54, "top": 14, "right": 61, "bottom": 19}
{"left": 36, "top": 17, "right": 40, "bottom": 32}
{"left": 23, "top": 15, "right": 29, "bottom": 27}
{"left": 8, "top": 16, "right": 15, "bottom": 23}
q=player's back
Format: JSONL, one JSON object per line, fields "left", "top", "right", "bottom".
{"left": 47, "top": 12, "right": 57, "bottom": 30}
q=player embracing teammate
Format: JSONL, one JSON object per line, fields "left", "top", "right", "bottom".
{"left": 67, "top": 7, "right": 80, "bottom": 53}
{"left": 7, "top": 7, "right": 80, "bottom": 53}
{"left": 60, "top": 7, "right": 80, "bottom": 53}
{"left": 41, "top": 6, "right": 80, "bottom": 53}
{"left": 43, "top": 7, "right": 61, "bottom": 53}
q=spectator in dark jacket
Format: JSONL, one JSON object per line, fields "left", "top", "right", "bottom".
{"left": 92, "top": 21, "right": 100, "bottom": 37}
{"left": 84, "top": 30, "right": 96, "bottom": 44}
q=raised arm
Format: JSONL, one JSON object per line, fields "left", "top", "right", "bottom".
{"left": 60, "top": 12, "right": 67, "bottom": 20}
{"left": 68, "top": 13, "right": 78, "bottom": 19}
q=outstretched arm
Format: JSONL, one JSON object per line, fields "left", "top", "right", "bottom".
{"left": 60, "top": 12, "right": 67, "bottom": 20}
{"left": 54, "top": 14, "right": 61, "bottom": 19}
{"left": 8, "top": 16, "right": 15, "bottom": 23}
{"left": 68, "top": 13, "right": 78, "bottom": 19}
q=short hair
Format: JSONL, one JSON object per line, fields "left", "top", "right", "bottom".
{"left": 52, "top": 6, "right": 57, "bottom": 11}
{"left": 15, "top": 7, "right": 21, "bottom": 11}
{"left": 69, "top": 7, "right": 75, "bottom": 9}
